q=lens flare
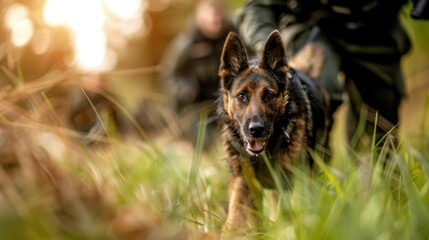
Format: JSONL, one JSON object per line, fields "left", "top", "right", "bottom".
{"left": 11, "top": 18, "right": 34, "bottom": 47}
{"left": 105, "top": 0, "right": 143, "bottom": 20}
{"left": 5, "top": 4, "right": 28, "bottom": 29}
{"left": 43, "top": 0, "right": 144, "bottom": 72}
{"left": 74, "top": 31, "right": 106, "bottom": 71}
{"left": 43, "top": 0, "right": 68, "bottom": 25}
{"left": 5, "top": 4, "right": 34, "bottom": 47}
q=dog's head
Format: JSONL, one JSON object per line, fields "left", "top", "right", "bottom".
{"left": 219, "top": 30, "right": 289, "bottom": 155}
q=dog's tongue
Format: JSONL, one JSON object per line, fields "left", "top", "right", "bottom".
{"left": 248, "top": 139, "right": 265, "bottom": 153}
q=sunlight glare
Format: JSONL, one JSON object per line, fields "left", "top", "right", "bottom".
{"left": 11, "top": 19, "right": 34, "bottom": 47}
{"left": 5, "top": 4, "right": 34, "bottom": 47}
{"left": 75, "top": 31, "right": 107, "bottom": 71}
{"left": 66, "top": 0, "right": 104, "bottom": 34}
{"left": 43, "top": 0, "right": 68, "bottom": 25}
{"left": 105, "top": 0, "right": 143, "bottom": 20}
{"left": 43, "top": 0, "right": 143, "bottom": 72}
{"left": 5, "top": 4, "right": 28, "bottom": 28}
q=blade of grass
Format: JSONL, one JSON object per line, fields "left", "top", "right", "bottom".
{"left": 397, "top": 155, "right": 429, "bottom": 237}
{"left": 312, "top": 150, "right": 344, "bottom": 195}
{"left": 187, "top": 112, "right": 207, "bottom": 191}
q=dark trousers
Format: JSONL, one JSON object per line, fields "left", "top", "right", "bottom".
{"left": 287, "top": 26, "right": 405, "bottom": 146}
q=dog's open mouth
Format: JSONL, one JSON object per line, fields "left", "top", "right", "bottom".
{"left": 246, "top": 139, "right": 267, "bottom": 154}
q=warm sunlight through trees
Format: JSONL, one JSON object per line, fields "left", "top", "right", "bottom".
{"left": 4, "top": 0, "right": 149, "bottom": 72}
{"left": 43, "top": 0, "right": 146, "bottom": 71}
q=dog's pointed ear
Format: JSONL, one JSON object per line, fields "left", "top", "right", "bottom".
{"left": 260, "top": 30, "right": 288, "bottom": 73}
{"left": 219, "top": 32, "right": 249, "bottom": 90}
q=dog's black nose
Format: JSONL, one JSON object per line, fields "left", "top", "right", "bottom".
{"left": 249, "top": 121, "right": 265, "bottom": 137}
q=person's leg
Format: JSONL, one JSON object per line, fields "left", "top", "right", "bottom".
{"left": 345, "top": 61, "right": 402, "bottom": 146}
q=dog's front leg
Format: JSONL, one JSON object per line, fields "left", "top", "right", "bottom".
{"left": 222, "top": 174, "right": 258, "bottom": 234}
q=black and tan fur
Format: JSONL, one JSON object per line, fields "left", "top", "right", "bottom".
{"left": 217, "top": 30, "right": 329, "bottom": 232}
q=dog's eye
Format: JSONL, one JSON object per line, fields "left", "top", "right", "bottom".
{"left": 265, "top": 92, "right": 275, "bottom": 101}
{"left": 236, "top": 93, "right": 247, "bottom": 103}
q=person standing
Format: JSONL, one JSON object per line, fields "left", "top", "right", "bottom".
{"left": 237, "top": 0, "right": 421, "bottom": 146}
{"left": 160, "top": 0, "right": 237, "bottom": 143}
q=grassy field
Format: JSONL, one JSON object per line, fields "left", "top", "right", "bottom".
{"left": 0, "top": 69, "right": 429, "bottom": 240}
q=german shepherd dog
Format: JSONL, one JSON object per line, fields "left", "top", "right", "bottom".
{"left": 217, "top": 30, "right": 329, "bottom": 232}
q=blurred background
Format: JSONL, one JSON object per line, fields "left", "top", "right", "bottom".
{"left": 0, "top": 0, "right": 428, "bottom": 137}
{"left": 0, "top": 0, "right": 244, "bottom": 140}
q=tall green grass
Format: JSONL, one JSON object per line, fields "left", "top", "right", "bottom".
{"left": 1, "top": 73, "right": 429, "bottom": 239}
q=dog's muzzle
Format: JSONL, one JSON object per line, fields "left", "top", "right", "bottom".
{"left": 244, "top": 119, "right": 269, "bottom": 155}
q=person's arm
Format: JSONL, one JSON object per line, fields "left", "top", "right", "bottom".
{"left": 160, "top": 30, "right": 199, "bottom": 110}
{"left": 237, "top": 0, "right": 289, "bottom": 53}
{"left": 161, "top": 32, "right": 192, "bottom": 88}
